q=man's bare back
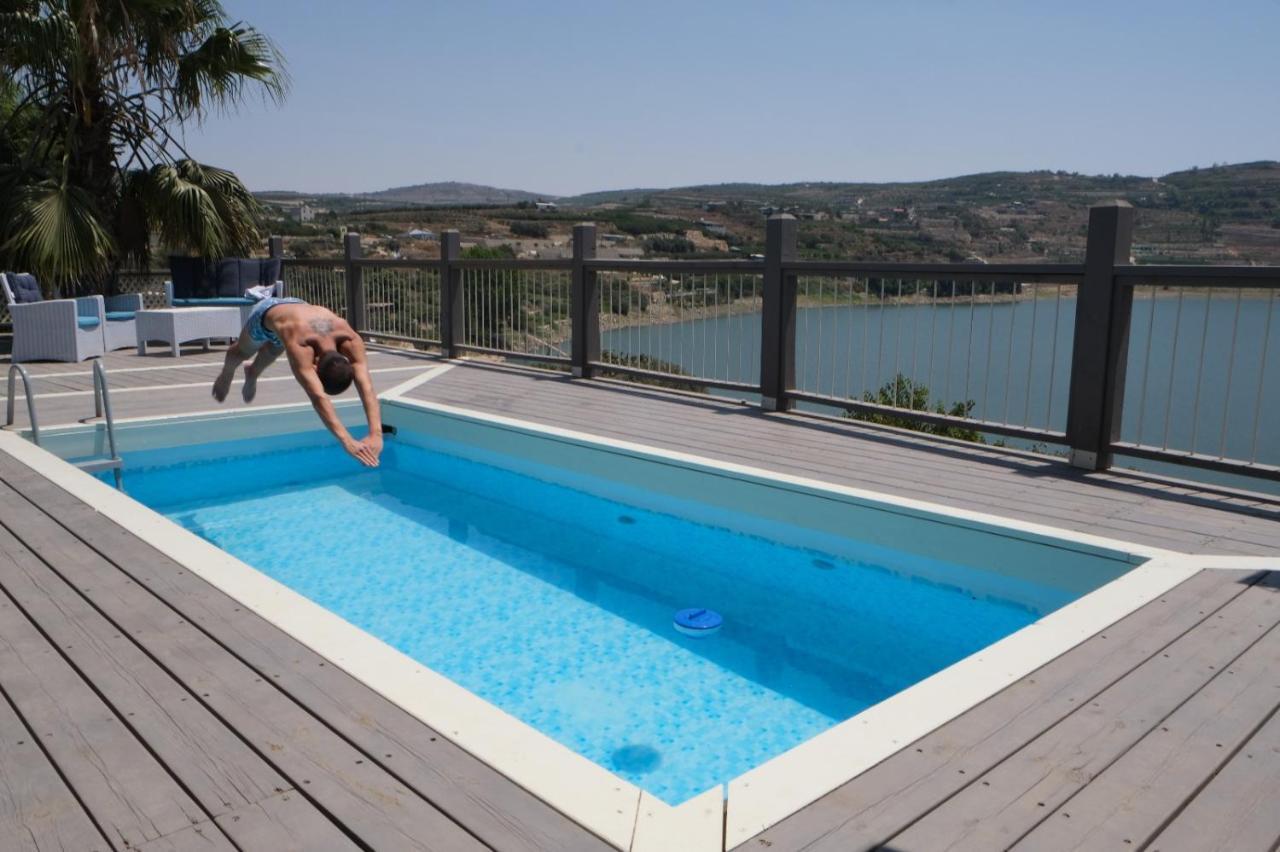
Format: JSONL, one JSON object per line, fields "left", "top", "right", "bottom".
{"left": 212, "top": 298, "right": 384, "bottom": 467}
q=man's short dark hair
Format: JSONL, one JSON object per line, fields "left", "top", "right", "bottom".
{"left": 317, "top": 352, "right": 354, "bottom": 396}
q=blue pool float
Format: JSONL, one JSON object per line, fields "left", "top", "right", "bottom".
{"left": 674, "top": 608, "right": 723, "bottom": 637}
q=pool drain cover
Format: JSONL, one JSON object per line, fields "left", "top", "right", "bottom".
{"left": 612, "top": 744, "right": 662, "bottom": 774}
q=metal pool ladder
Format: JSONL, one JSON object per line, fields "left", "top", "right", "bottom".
{"left": 6, "top": 361, "right": 124, "bottom": 490}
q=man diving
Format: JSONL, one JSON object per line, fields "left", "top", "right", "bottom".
{"left": 212, "top": 297, "right": 383, "bottom": 467}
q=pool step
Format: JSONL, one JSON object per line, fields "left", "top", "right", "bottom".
{"left": 75, "top": 457, "right": 123, "bottom": 476}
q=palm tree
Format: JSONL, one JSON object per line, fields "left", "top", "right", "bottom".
{"left": 0, "top": 1, "right": 287, "bottom": 294}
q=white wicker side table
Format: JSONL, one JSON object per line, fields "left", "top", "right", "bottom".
{"left": 135, "top": 307, "right": 244, "bottom": 357}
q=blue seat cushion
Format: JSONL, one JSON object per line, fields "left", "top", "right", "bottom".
{"left": 105, "top": 311, "right": 135, "bottom": 321}
{"left": 77, "top": 316, "right": 101, "bottom": 330}
{"left": 172, "top": 297, "right": 255, "bottom": 306}
{"left": 5, "top": 273, "right": 42, "bottom": 304}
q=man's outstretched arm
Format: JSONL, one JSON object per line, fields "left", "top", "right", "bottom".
{"left": 287, "top": 349, "right": 379, "bottom": 467}
{"left": 350, "top": 360, "right": 383, "bottom": 461}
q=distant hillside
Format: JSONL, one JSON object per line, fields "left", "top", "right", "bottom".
{"left": 363, "top": 181, "right": 556, "bottom": 206}
{"left": 562, "top": 162, "right": 1280, "bottom": 221}
{"left": 257, "top": 181, "right": 556, "bottom": 209}
{"left": 263, "top": 162, "right": 1280, "bottom": 266}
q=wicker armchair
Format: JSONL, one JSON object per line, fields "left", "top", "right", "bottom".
{"left": 102, "top": 292, "right": 145, "bottom": 351}
{"left": 1, "top": 273, "right": 109, "bottom": 363}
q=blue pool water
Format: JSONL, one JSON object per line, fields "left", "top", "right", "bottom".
{"left": 113, "top": 432, "right": 1082, "bottom": 805}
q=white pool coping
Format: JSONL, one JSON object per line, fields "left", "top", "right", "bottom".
{"left": 0, "top": 363, "right": 1260, "bottom": 852}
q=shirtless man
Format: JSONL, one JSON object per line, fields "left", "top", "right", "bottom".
{"left": 212, "top": 297, "right": 383, "bottom": 467}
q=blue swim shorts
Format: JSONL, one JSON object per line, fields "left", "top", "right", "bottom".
{"left": 246, "top": 297, "right": 305, "bottom": 348}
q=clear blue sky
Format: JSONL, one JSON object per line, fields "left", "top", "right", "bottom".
{"left": 185, "top": 1, "right": 1280, "bottom": 196}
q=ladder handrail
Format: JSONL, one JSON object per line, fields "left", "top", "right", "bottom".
{"left": 6, "top": 364, "right": 39, "bottom": 444}
{"left": 92, "top": 361, "right": 123, "bottom": 490}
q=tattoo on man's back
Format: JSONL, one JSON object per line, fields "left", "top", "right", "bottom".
{"left": 309, "top": 317, "right": 333, "bottom": 335}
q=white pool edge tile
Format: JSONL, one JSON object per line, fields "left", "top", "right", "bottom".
{"left": 632, "top": 786, "right": 724, "bottom": 852}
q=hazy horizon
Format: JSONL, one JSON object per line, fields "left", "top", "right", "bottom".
{"left": 185, "top": 1, "right": 1280, "bottom": 196}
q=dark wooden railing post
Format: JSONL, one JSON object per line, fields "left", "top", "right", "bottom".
{"left": 267, "top": 235, "right": 284, "bottom": 295}
{"left": 343, "top": 232, "right": 367, "bottom": 331}
{"left": 439, "top": 230, "right": 463, "bottom": 358}
{"left": 760, "top": 213, "right": 798, "bottom": 410}
{"left": 571, "top": 222, "right": 599, "bottom": 378}
{"left": 1066, "top": 201, "right": 1136, "bottom": 471}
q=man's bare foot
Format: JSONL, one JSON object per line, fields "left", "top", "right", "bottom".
{"left": 212, "top": 368, "right": 234, "bottom": 402}
{"left": 242, "top": 364, "right": 259, "bottom": 403}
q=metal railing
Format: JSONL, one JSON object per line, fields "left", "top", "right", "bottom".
{"left": 1108, "top": 267, "right": 1280, "bottom": 479}
{"left": 253, "top": 203, "right": 1279, "bottom": 484}
{"left": 281, "top": 259, "right": 347, "bottom": 317}
{"left": 592, "top": 262, "right": 763, "bottom": 391}
{"left": 91, "top": 360, "right": 124, "bottom": 490}
{"left": 6, "top": 364, "right": 38, "bottom": 443}
{"left": 786, "top": 270, "right": 1079, "bottom": 442}
{"left": 457, "top": 262, "right": 573, "bottom": 362}
{"left": 361, "top": 261, "right": 443, "bottom": 346}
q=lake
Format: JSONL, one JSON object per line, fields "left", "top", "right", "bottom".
{"left": 600, "top": 293, "right": 1279, "bottom": 491}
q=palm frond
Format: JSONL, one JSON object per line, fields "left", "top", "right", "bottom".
{"left": 131, "top": 159, "right": 264, "bottom": 258}
{"left": 0, "top": 179, "right": 115, "bottom": 288}
{"left": 175, "top": 22, "right": 287, "bottom": 117}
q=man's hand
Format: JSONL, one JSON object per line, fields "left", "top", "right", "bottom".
{"left": 343, "top": 436, "right": 381, "bottom": 467}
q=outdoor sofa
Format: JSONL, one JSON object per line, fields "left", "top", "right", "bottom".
{"left": 166, "top": 256, "right": 285, "bottom": 324}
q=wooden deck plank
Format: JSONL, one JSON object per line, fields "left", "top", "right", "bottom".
{"left": 132, "top": 821, "right": 233, "bottom": 852}
{"left": 0, "top": 452, "right": 613, "bottom": 852}
{"left": 884, "top": 573, "right": 1280, "bottom": 852}
{"left": 0, "top": 470, "right": 486, "bottom": 852}
{"left": 0, "top": 686, "right": 110, "bottom": 852}
{"left": 1013, "top": 614, "right": 1280, "bottom": 850}
{"left": 1146, "top": 706, "right": 1280, "bottom": 852}
{"left": 0, "top": 517, "right": 358, "bottom": 851}
{"left": 0, "top": 581, "right": 216, "bottom": 850}
{"left": 213, "top": 791, "right": 361, "bottom": 852}
{"left": 733, "top": 569, "right": 1259, "bottom": 852}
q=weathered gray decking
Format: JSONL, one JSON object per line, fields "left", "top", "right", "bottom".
{"left": 0, "top": 347, "right": 1278, "bottom": 851}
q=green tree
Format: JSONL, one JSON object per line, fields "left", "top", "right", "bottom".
{"left": 845, "top": 374, "right": 983, "bottom": 442}
{"left": 0, "top": 1, "right": 287, "bottom": 292}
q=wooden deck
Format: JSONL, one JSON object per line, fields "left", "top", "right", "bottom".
{"left": 0, "top": 347, "right": 1278, "bottom": 851}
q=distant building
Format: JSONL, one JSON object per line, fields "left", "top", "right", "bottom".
{"left": 535, "top": 201, "right": 558, "bottom": 211}
{"left": 402, "top": 228, "right": 436, "bottom": 241}
{"left": 282, "top": 203, "right": 320, "bottom": 223}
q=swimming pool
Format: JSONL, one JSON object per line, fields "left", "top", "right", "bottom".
{"left": 25, "top": 390, "right": 1186, "bottom": 850}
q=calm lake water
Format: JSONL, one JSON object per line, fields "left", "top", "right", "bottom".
{"left": 601, "top": 293, "right": 1280, "bottom": 491}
